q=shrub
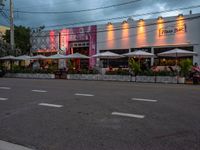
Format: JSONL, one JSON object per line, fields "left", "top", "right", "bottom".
{"left": 180, "top": 59, "right": 192, "bottom": 77}
{"left": 155, "top": 70, "right": 175, "bottom": 76}
{"left": 139, "top": 69, "right": 154, "bottom": 76}
{"left": 106, "top": 69, "right": 130, "bottom": 75}
{"left": 128, "top": 58, "right": 141, "bottom": 76}
{"left": 67, "top": 68, "right": 98, "bottom": 74}
{"left": 8, "top": 68, "right": 54, "bottom": 74}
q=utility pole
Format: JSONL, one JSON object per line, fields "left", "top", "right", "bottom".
{"left": 9, "top": 0, "right": 15, "bottom": 53}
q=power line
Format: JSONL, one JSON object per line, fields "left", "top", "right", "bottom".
{"left": 10, "top": 0, "right": 143, "bottom": 14}
{"left": 30, "top": 16, "right": 198, "bottom": 47}
{"left": 15, "top": 0, "right": 110, "bottom": 10}
{"left": 0, "top": 11, "right": 10, "bottom": 24}
{"left": 31, "top": 4, "right": 200, "bottom": 29}
{"left": 30, "top": 15, "right": 200, "bottom": 39}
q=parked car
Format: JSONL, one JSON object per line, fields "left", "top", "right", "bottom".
{"left": 0, "top": 69, "right": 5, "bottom": 77}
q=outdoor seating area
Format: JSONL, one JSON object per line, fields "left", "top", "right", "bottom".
{"left": 0, "top": 49, "right": 199, "bottom": 84}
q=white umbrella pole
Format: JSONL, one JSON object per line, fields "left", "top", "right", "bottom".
{"left": 176, "top": 52, "right": 179, "bottom": 84}
{"left": 139, "top": 57, "right": 141, "bottom": 67}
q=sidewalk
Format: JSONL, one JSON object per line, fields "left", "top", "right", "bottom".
{"left": 0, "top": 140, "right": 34, "bottom": 150}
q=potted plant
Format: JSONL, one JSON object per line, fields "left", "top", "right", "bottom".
{"left": 179, "top": 59, "right": 192, "bottom": 83}
{"left": 128, "top": 58, "right": 141, "bottom": 76}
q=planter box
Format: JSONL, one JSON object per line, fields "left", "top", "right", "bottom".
{"left": 67, "top": 74, "right": 99, "bottom": 80}
{"left": 177, "top": 77, "right": 185, "bottom": 84}
{"left": 4, "top": 73, "right": 55, "bottom": 79}
{"left": 65, "top": 74, "right": 179, "bottom": 83}
{"left": 156, "top": 76, "right": 177, "bottom": 84}
{"left": 67, "top": 74, "right": 131, "bottom": 82}
{"left": 102, "top": 75, "right": 131, "bottom": 82}
{"left": 67, "top": 74, "right": 81, "bottom": 80}
{"left": 136, "top": 76, "right": 155, "bottom": 83}
{"left": 4, "top": 73, "right": 183, "bottom": 84}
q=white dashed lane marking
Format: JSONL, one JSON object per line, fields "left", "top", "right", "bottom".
{"left": 32, "top": 90, "right": 47, "bottom": 93}
{"left": 112, "top": 112, "right": 145, "bottom": 119}
{"left": 0, "top": 87, "right": 11, "bottom": 90}
{"left": 132, "top": 98, "right": 158, "bottom": 102}
{"left": 38, "top": 103, "right": 63, "bottom": 108}
{"left": 75, "top": 93, "right": 94, "bottom": 97}
{"left": 0, "top": 98, "right": 8, "bottom": 101}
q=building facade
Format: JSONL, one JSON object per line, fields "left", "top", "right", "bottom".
{"left": 97, "top": 13, "right": 200, "bottom": 66}
{"left": 30, "top": 13, "right": 200, "bottom": 68}
{"left": 31, "top": 25, "right": 97, "bottom": 68}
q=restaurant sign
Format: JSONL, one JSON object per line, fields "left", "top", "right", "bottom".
{"left": 159, "top": 24, "right": 187, "bottom": 36}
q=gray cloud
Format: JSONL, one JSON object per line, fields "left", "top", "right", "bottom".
{"left": 1, "top": 0, "right": 200, "bottom": 28}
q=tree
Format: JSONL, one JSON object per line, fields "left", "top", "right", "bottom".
{"left": 3, "top": 25, "right": 31, "bottom": 55}
{"left": 128, "top": 58, "right": 141, "bottom": 76}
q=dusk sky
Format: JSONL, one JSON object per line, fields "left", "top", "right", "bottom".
{"left": 1, "top": 0, "right": 200, "bottom": 29}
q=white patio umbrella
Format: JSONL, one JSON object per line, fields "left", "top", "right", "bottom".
{"left": 92, "top": 51, "right": 124, "bottom": 67}
{"left": 123, "top": 50, "right": 154, "bottom": 58}
{"left": 0, "top": 55, "right": 17, "bottom": 70}
{"left": 0, "top": 55, "right": 16, "bottom": 60}
{"left": 157, "top": 48, "right": 198, "bottom": 67}
{"left": 66, "top": 53, "right": 89, "bottom": 59}
{"left": 157, "top": 48, "right": 197, "bottom": 57}
{"left": 30, "top": 55, "right": 47, "bottom": 60}
{"left": 65, "top": 53, "right": 89, "bottom": 70}
{"left": 123, "top": 50, "right": 154, "bottom": 66}
{"left": 47, "top": 53, "right": 67, "bottom": 59}
{"left": 92, "top": 51, "right": 123, "bottom": 59}
{"left": 15, "top": 55, "right": 31, "bottom": 60}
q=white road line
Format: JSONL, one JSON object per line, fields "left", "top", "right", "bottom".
{"left": 112, "top": 112, "right": 145, "bottom": 119}
{"left": 132, "top": 98, "right": 158, "bottom": 102}
{"left": 32, "top": 90, "right": 47, "bottom": 93}
{"left": 38, "top": 103, "right": 63, "bottom": 108}
{"left": 75, "top": 93, "right": 94, "bottom": 97}
{"left": 0, "top": 140, "right": 33, "bottom": 150}
{"left": 0, "top": 87, "right": 11, "bottom": 90}
{"left": 0, "top": 98, "right": 8, "bottom": 101}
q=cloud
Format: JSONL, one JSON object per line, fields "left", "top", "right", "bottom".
{"left": 1, "top": 0, "right": 200, "bottom": 28}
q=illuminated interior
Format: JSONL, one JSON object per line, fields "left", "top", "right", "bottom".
{"left": 136, "top": 19, "right": 147, "bottom": 47}
{"left": 107, "top": 23, "right": 115, "bottom": 48}
{"left": 175, "top": 14, "right": 186, "bottom": 43}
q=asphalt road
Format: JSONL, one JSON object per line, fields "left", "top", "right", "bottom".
{"left": 0, "top": 78, "right": 200, "bottom": 150}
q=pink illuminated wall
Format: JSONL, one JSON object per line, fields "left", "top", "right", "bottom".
{"left": 59, "top": 29, "right": 69, "bottom": 54}
{"left": 89, "top": 26, "right": 97, "bottom": 68}
{"left": 49, "top": 31, "right": 56, "bottom": 50}
{"left": 60, "top": 25, "right": 97, "bottom": 68}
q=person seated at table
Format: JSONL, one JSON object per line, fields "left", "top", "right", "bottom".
{"left": 168, "top": 66, "right": 174, "bottom": 73}
{"left": 192, "top": 63, "right": 200, "bottom": 84}
{"left": 151, "top": 63, "right": 159, "bottom": 73}
{"left": 109, "top": 66, "right": 113, "bottom": 71}
{"left": 44, "top": 63, "right": 49, "bottom": 70}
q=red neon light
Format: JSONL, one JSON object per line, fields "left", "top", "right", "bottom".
{"left": 60, "top": 29, "right": 69, "bottom": 53}
{"left": 50, "top": 31, "right": 55, "bottom": 50}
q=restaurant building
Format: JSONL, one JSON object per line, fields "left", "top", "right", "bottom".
{"left": 97, "top": 13, "right": 200, "bottom": 67}
{"left": 30, "top": 25, "right": 97, "bottom": 68}
{"left": 30, "top": 13, "right": 200, "bottom": 68}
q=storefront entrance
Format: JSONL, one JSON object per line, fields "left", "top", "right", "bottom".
{"left": 69, "top": 41, "right": 90, "bottom": 69}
